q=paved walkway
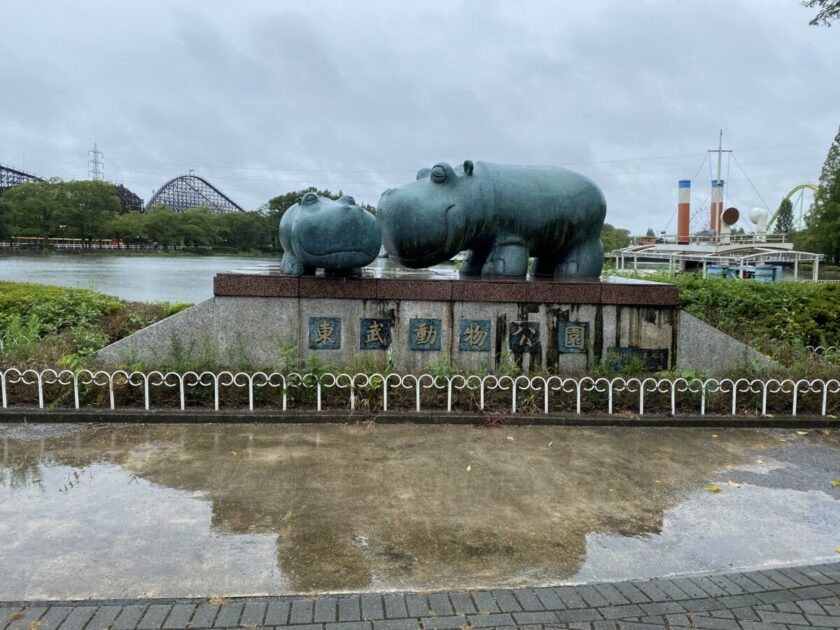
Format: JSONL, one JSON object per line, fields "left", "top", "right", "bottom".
{"left": 3, "top": 564, "right": 840, "bottom": 630}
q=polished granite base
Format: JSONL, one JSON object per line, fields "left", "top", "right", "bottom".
{"left": 214, "top": 269, "right": 679, "bottom": 306}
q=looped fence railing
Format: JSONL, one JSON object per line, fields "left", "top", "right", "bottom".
{"left": 1, "top": 368, "right": 838, "bottom": 417}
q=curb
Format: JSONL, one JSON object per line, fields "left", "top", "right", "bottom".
{"left": 1, "top": 409, "right": 838, "bottom": 428}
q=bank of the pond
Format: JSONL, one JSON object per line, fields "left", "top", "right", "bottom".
{"left": 0, "top": 281, "right": 189, "bottom": 367}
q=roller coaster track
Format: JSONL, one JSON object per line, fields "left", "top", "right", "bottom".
{"left": 0, "top": 164, "right": 44, "bottom": 195}
{"left": 766, "top": 182, "right": 819, "bottom": 229}
{"left": 146, "top": 174, "right": 244, "bottom": 213}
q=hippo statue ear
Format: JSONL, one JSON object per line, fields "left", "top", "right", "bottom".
{"left": 463, "top": 160, "right": 474, "bottom": 176}
{"left": 416, "top": 167, "right": 431, "bottom": 180}
{"left": 430, "top": 162, "right": 455, "bottom": 184}
{"left": 338, "top": 195, "right": 356, "bottom": 205}
{"left": 295, "top": 197, "right": 303, "bottom": 205}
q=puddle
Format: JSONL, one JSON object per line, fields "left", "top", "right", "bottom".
{"left": 0, "top": 424, "right": 838, "bottom": 600}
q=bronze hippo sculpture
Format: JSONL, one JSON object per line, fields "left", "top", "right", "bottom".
{"left": 377, "top": 160, "right": 606, "bottom": 278}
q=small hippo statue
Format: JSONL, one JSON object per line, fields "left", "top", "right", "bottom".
{"left": 279, "top": 192, "right": 381, "bottom": 276}
{"left": 377, "top": 160, "right": 606, "bottom": 278}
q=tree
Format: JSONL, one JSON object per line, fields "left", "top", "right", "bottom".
{"left": 645, "top": 227, "right": 656, "bottom": 237}
{"left": 3, "top": 179, "right": 68, "bottom": 250}
{"left": 774, "top": 197, "right": 794, "bottom": 234}
{"left": 0, "top": 197, "right": 12, "bottom": 241}
{"left": 217, "top": 212, "right": 273, "bottom": 250}
{"left": 600, "top": 223, "right": 631, "bottom": 252}
{"left": 802, "top": 0, "right": 840, "bottom": 26}
{"left": 803, "top": 125, "right": 840, "bottom": 263}
{"left": 58, "top": 180, "right": 121, "bottom": 246}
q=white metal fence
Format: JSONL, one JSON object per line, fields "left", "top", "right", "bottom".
{"left": 1, "top": 368, "right": 839, "bottom": 417}
{"left": 808, "top": 345, "right": 840, "bottom": 356}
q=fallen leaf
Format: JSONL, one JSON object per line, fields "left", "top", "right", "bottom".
{"left": 466, "top": 465, "right": 472, "bottom": 472}
{"left": 230, "top": 451, "right": 238, "bottom": 456}
{"left": 796, "top": 431, "right": 808, "bottom": 436}
{"left": 728, "top": 480, "right": 742, "bottom": 488}
{"left": 208, "top": 596, "right": 228, "bottom": 605}
{"left": 654, "top": 479, "right": 662, "bottom": 484}
{"left": 706, "top": 484, "right": 721, "bottom": 493}
{"left": 30, "top": 621, "right": 43, "bottom": 630}
{"left": 765, "top": 414, "right": 774, "bottom": 418}
{"left": 758, "top": 444, "right": 767, "bottom": 450}
{"left": 506, "top": 436, "right": 514, "bottom": 441}
{"left": 9, "top": 613, "right": 23, "bottom": 622}
{"left": 836, "top": 547, "right": 840, "bottom": 554}
{"left": 831, "top": 480, "right": 840, "bottom": 487}
{"left": 725, "top": 464, "right": 736, "bottom": 470}
{"left": 548, "top": 441, "right": 554, "bottom": 447}
{"left": 711, "top": 433, "right": 719, "bottom": 439}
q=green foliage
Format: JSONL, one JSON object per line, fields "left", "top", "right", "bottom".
{"left": 627, "top": 272, "right": 840, "bottom": 351}
{"left": 774, "top": 197, "right": 794, "bottom": 234}
{"left": 3, "top": 179, "right": 121, "bottom": 248}
{"left": 600, "top": 223, "right": 632, "bottom": 252}
{"left": 804, "top": 125, "right": 840, "bottom": 263}
{"left": 0, "top": 281, "right": 190, "bottom": 366}
{"left": 802, "top": 0, "right": 840, "bottom": 26}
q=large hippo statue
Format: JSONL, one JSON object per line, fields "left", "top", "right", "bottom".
{"left": 279, "top": 192, "right": 381, "bottom": 276}
{"left": 377, "top": 160, "right": 606, "bottom": 278}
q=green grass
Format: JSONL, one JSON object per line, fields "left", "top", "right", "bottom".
{"left": 0, "top": 281, "right": 190, "bottom": 368}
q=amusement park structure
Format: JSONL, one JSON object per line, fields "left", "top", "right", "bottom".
{"left": 610, "top": 132, "right": 823, "bottom": 281}
{"left": 0, "top": 164, "right": 43, "bottom": 195}
{"left": 146, "top": 174, "right": 244, "bottom": 213}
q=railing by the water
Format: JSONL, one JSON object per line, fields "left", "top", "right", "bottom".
{"left": 1, "top": 368, "right": 839, "bottom": 417}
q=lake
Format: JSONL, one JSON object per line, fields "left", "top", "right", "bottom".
{"left": 0, "top": 254, "right": 270, "bottom": 303}
{"left": 0, "top": 254, "right": 458, "bottom": 303}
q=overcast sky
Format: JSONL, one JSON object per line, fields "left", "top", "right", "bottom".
{"left": 1, "top": 1, "right": 838, "bottom": 233}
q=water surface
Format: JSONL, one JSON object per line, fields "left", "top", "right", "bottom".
{"left": 1, "top": 423, "right": 838, "bottom": 600}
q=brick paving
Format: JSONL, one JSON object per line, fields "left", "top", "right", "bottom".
{"left": 2, "top": 563, "right": 840, "bottom": 630}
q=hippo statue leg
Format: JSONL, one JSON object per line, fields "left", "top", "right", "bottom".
{"left": 279, "top": 252, "right": 305, "bottom": 276}
{"left": 481, "top": 237, "right": 530, "bottom": 277}
{"left": 553, "top": 237, "right": 604, "bottom": 278}
{"left": 459, "top": 244, "right": 490, "bottom": 277}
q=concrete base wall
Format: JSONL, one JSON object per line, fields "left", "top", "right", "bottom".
{"left": 676, "top": 311, "right": 773, "bottom": 373}
{"left": 97, "top": 296, "right": 685, "bottom": 373}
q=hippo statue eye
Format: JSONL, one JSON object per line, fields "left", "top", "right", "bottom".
{"left": 301, "top": 193, "right": 318, "bottom": 206}
{"left": 431, "top": 165, "right": 447, "bottom": 184}
{"left": 338, "top": 195, "right": 356, "bottom": 206}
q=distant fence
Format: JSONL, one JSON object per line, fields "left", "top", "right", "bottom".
{"left": 1, "top": 368, "right": 839, "bottom": 417}
{"left": 808, "top": 345, "right": 840, "bottom": 356}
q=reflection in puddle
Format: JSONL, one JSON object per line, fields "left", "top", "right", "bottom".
{"left": 0, "top": 424, "right": 838, "bottom": 600}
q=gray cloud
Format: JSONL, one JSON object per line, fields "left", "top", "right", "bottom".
{"left": 1, "top": 0, "right": 837, "bottom": 233}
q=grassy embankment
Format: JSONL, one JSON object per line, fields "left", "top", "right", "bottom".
{"left": 1, "top": 276, "right": 839, "bottom": 374}
{"left": 0, "top": 281, "right": 189, "bottom": 368}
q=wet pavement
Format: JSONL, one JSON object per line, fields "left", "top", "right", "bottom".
{"left": 0, "top": 424, "right": 838, "bottom": 601}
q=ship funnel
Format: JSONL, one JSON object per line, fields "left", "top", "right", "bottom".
{"left": 677, "top": 180, "right": 690, "bottom": 244}
{"left": 710, "top": 179, "right": 725, "bottom": 233}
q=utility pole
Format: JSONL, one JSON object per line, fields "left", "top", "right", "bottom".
{"left": 708, "top": 130, "right": 732, "bottom": 237}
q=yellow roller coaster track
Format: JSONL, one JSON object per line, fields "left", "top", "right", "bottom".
{"left": 766, "top": 183, "right": 819, "bottom": 228}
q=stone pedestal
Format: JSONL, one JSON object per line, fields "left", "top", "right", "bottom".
{"left": 194, "top": 274, "right": 680, "bottom": 373}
